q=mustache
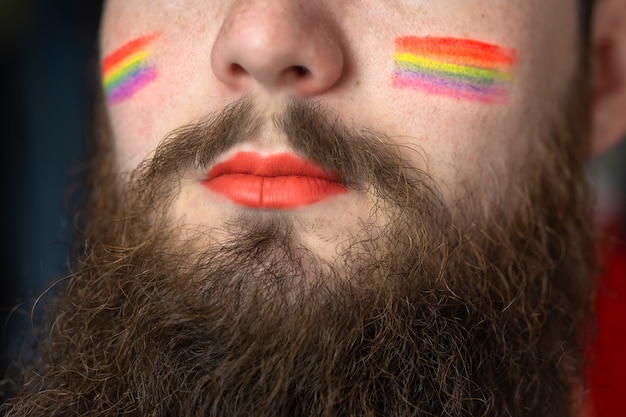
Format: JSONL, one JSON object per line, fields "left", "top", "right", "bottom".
{"left": 131, "top": 96, "right": 433, "bottom": 209}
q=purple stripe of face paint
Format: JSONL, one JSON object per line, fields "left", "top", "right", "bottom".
{"left": 106, "top": 67, "right": 158, "bottom": 104}
{"left": 393, "top": 70, "right": 509, "bottom": 104}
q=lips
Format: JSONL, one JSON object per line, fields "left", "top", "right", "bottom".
{"left": 202, "top": 152, "right": 348, "bottom": 209}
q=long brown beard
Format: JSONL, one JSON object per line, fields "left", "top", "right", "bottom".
{"left": 2, "top": 64, "right": 596, "bottom": 416}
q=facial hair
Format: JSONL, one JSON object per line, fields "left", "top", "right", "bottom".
{"left": 2, "top": 66, "right": 596, "bottom": 417}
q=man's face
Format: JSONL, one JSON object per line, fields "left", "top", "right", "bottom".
{"left": 4, "top": 2, "right": 596, "bottom": 417}
{"left": 100, "top": 0, "right": 580, "bottom": 258}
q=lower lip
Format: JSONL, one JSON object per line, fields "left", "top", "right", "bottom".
{"left": 202, "top": 153, "right": 348, "bottom": 209}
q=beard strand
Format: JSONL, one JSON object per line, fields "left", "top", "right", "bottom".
{"left": 2, "top": 71, "right": 596, "bottom": 416}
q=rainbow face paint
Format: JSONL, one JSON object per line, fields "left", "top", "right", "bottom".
{"left": 393, "top": 36, "right": 517, "bottom": 104}
{"left": 102, "top": 33, "right": 160, "bottom": 104}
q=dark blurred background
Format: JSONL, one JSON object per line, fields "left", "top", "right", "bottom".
{"left": 0, "top": 0, "right": 103, "bottom": 396}
{"left": 0, "top": 0, "right": 625, "bottom": 408}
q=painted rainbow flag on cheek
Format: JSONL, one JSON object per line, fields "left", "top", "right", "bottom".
{"left": 393, "top": 36, "right": 517, "bottom": 104}
{"left": 102, "top": 33, "right": 160, "bottom": 104}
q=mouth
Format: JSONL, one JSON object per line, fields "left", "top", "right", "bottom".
{"left": 202, "top": 152, "right": 348, "bottom": 209}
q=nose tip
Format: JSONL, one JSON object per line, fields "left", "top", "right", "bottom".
{"left": 211, "top": 2, "right": 344, "bottom": 96}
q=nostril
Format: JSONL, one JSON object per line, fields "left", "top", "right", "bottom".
{"left": 230, "top": 63, "right": 247, "bottom": 75}
{"left": 292, "top": 65, "right": 310, "bottom": 77}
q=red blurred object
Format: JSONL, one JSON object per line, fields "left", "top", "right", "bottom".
{"left": 586, "top": 212, "right": 626, "bottom": 417}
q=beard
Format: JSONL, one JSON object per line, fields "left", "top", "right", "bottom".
{"left": 2, "top": 67, "right": 597, "bottom": 416}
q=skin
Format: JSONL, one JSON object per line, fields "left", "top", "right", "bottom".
{"left": 5, "top": 3, "right": 626, "bottom": 416}
{"left": 99, "top": 0, "right": 602, "bottom": 262}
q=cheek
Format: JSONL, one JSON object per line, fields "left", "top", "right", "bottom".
{"left": 108, "top": 107, "right": 160, "bottom": 173}
{"left": 102, "top": 22, "right": 223, "bottom": 174}
{"left": 100, "top": 32, "right": 164, "bottom": 172}
{"left": 102, "top": 41, "right": 201, "bottom": 173}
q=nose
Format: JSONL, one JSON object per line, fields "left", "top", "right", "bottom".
{"left": 211, "top": 0, "right": 345, "bottom": 96}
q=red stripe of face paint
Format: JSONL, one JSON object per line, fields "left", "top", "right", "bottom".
{"left": 102, "top": 33, "right": 160, "bottom": 73}
{"left": 203, "top": 152, "right": 348, "bottom": 209}
{"left": 395, "top": 36, "right": 517, "bottom": 67}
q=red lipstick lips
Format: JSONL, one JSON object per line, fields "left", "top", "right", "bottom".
{"left": 203, "top": 152, "right": 348, "bottom": 209}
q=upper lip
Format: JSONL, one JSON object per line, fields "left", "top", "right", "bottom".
{"left": 206, "top": 152, "right": 341, "bottom": 181}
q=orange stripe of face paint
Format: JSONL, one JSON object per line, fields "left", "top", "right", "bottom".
{"left": 395, "top": 36, "right": 517, "bottom": 69}
{"left": 203, "top": 152, "right": 348, "bottom": 209}
{"left": 102, "top": 33, "right": 160, "bottom": 73}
